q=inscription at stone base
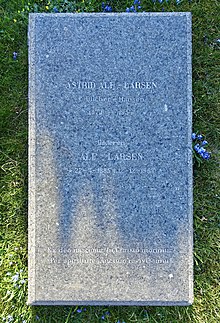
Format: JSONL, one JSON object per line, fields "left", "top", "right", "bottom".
{"left": 28, "top": 12, "right": 193, "bottom": 306}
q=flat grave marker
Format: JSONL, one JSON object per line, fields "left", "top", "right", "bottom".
{"left": 28, "top": 12, "right": 193, "bottom": 305}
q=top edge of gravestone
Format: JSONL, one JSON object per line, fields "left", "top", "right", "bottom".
{"left": 29, "top": 12, "right": 191, "bottom": 18}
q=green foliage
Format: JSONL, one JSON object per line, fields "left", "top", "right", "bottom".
{"left": 0, "top": 0, "right": 219, "bottom": 322}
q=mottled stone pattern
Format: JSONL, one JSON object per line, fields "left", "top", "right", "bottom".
{"left": 28, "top": 13, "right": 193, "bottom": 306}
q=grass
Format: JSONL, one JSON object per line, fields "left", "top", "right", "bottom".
{"left": 0, "top": 0, "right": 219, "bottom": 322}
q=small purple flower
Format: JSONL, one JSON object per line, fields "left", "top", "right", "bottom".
{"left": 197, "top": 134, "right": 203, "bottom": 140}
{"left": 192, "top": 133, "right": 197, "bottom": 140}
{"left": 13, "top": 52, "right": 18, "bottom": 60}
{"left": 101, "top": 315, "right": 105, "bottom": 320}
{"left": 138, "top": 6, "right": 142, "bottom": 9}
{"left": 126, "top": 8, "right": 130, "bottom": 12}
{"left": 53, "top": 7, "right": 59, "bottom": 13}
{"left": 130, "top": 5, "right": 135, "bottom": 11}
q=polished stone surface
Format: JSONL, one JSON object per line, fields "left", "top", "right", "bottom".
{"left": 28, "top": 12, "right": 193, "bottom": 305}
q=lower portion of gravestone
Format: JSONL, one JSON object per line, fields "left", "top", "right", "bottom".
{"left": 28, "top": 158, "right": 193, "bottom": 305}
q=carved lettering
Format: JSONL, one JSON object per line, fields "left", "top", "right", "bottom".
{"left": 107, "top": 152, "right": 144, "bottom": 161}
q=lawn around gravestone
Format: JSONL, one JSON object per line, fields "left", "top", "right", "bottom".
{"left": 0, "top": 0, "right": 219, "bottom": 323}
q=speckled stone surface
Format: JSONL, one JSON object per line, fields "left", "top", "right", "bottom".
{"left": 28, "top": 13, "right": 193, "bottom": 306}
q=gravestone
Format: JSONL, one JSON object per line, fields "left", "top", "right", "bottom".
{"left": 28, "top": 12, "right": 193, "bottom": 305}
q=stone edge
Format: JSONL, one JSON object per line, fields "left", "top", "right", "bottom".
{"left": 28, "top": 12, "right": 191, "bottom": 18}
{"left": 27, "top": 13, "right": 36, "bottom": 305}
{"left": 186, "top": 12, "right": 194, "bottom": 305}
{"left": 28, "top": 300, "right": 193, "bottom": 306}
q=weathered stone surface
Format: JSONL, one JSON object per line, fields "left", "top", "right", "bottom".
{"left": 28, "top": 12, "right": 193, "bottom": 305}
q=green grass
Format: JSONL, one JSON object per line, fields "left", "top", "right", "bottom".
{"left": 0, "top": 0, "right": 219, "bottom": 322}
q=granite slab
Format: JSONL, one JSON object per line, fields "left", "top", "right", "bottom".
{"left": 28, "top": 12, "right": 193, "bottom": 306}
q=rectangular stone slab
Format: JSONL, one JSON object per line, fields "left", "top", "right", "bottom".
{"left": 28, "top": 12, "right": 193, "bottom": 306}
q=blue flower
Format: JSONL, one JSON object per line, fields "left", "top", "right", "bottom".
{"left": 201, "top": 140, "right": 208, "bottom": 146}
{"left": 7, "top": 316, "right": 13, "bottom": 323}
{"left": 126, "top": 7, "right": 130, "bottom": 12}
{"left": 13, "top": 52, "right": 18, "bottom": 60}
{"left": 134, "top": 0, "right": 140, "bottom": 4}
{"left": 197, "top": 134, "right": 203, "bottom": 140}
{"left": 198, "top": 147, "right": 206, "bottom": 154}
{"left": 194, "top": 144, "right": 200, "bottom": 152}
{"left": 11, "top": 273, "right": 19, "bottom": 282}
{"left": 53, "top": 7, "right": 59, "bottom": 13}
{"left": 77, "top": 309, "right": 82, "bottom": 313}
{"left": 104, "top": 5, "right": 112, "bottom": 12}
{"left": 202, "top": 152, "right": 211, "bottom": 160}
{"left": 192, "top": 133, "right": 197, "bottom": 140}
{"left": 130, "top": 5, "right": 135, "bottom": 11}
{"left": 101, "top": 315, "right": 105, "bottom": 320}
{"left": 138, "top": 6, "right": 142, "bottom": 9}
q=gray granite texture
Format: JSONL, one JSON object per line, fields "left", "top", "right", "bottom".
{"left": 28, "top": 13, "right": 193, "bottom": 306}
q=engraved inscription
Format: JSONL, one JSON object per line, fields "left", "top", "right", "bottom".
{"left": 107, "top": 152, "right": 144, "bottom": 161}
{"left": 50, "top": 257, "right": 170, "bottom": 266}
{"left": 67, "top": 80, "right": 157, "bottom": 90}
{"left": 47, "top": 246, "right": 173, "bottom": 268}
{"left": 79, "top": 152, "right": 144, "bottom": 162}
{"left": 48, "top": 247, "right": 173, "bottom": 254}
{"left": 97, "top": 140, "right": 127, "bottom": 146}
